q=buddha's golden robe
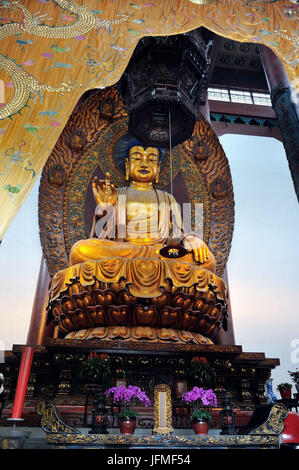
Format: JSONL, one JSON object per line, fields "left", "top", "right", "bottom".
{"left": 70, "top": 187, "right": 216, "bottom": 273}
{"left": 56, "top": 186, "right": 222, "bottom": 300}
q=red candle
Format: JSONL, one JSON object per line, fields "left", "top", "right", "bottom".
{"left": 11, "top": 346, "right": 34, "bottom": 419}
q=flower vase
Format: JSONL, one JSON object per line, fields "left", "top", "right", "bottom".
{"left": 119, "top": 418, "right": 136, "bottom": 435}
{"left": 193, "top": 419, "right": 209, "bottom": 435}
{"left": 280, "top": 389, "right": 292, "bottom": 399}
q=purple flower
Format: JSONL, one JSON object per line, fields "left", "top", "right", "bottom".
{"left": 182, "top": 387, "right": 217, "bottom": 408}
{"left": 105, "top": 385, "right": 151, "bottom": 407}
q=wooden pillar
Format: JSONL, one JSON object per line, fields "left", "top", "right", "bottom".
{"left": 259, "top": 45, "right": 298, "bottom": 117}
{"left": 10, "top": 346, "right": 34, "bottom": 420}
{"left": 214, "top": 267, "right": 236, "bottom": 346}
{"left": 259, "top": 45, "right": 299, "bottom": 203}
{"left": 199, "top": 32, "right": 222, "bottom": 124}
{"left": 26, "top": 256, "right": 53, "bottom": 346}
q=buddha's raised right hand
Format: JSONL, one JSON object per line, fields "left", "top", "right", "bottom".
{"left": 92, "top": 173, "right": 117, "bottom": 206}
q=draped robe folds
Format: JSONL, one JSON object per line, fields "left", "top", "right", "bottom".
{"left": 65, "top": 187, "right": 218, "bottom": 299}
{"left": 89, "top": 187, "right": 185, "bottom": 244}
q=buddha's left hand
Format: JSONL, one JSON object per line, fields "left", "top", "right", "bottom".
{"left": 182, "top": 235, "right": 210, "bottom": 264}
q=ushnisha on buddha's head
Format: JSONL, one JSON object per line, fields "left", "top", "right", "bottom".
{"left": 125, "top": 141, "right": 161, "bottom": 188}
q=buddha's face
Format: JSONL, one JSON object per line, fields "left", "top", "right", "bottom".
{"left": 126, "top": 146, "right": 160, "bottom": 184}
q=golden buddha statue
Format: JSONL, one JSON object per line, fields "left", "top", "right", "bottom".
{"left": 48, "top": 143, "right": 227, "bottom": 345}
{"left": 70, "top": 144, "right": 216, "bottom": 273}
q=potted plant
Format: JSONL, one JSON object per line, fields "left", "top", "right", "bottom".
{"left": 104, "top": 385, "right": 151, "bottom": 435}
{"left": 276, "top": 382, "right": 292, "bottom": 399}
{"left": 79, "top": 353, "right": 111, "bottom": 434}
{"left": 189, "top": 356, "right": 216, "bottom": 387}
{"left": 182, "top": 386, "right": 217, "bottom": 434}
{"left": 79, "top": 352, "right": 111, "bottom": 385}
{"left": 288, "top": 370, "right": 299, "bottom": 393}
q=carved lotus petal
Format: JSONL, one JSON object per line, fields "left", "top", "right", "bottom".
{"left": 86, "top": 306, "right": 106, "bottom": 326}
{"left": 61, "top": 296, "right": 75, "bottom": 313}
{"left": 107, "top": 305, "right": 129, "bottom": 325}
{"left": 134, "top": 305, "right": 157, "bottom": 326}
{"left": 193, "top": 298, "right": 205, "bottom": 311}
{"left": 72, "top": 293, "right": 88, "bottom": 309}
{"left": 52, "top": 305, "right": 62, "bottom": 318}
{"left": 159, "top": 307, "right": 181, "bottom": 328}
{"left": 172, "top": 293, "right": 194, "bottom": 310}
{"left": 209, "top": 306, "right": 220, "bottom": 317}
{"left": 152, "top": 292, "right": 172, "bottom": 309}
{"left": 93, "top": 289, "right": 116, "bottom": 306}
{"left": 116, "top": 289, "right": 137, "bottom": 305}
{"left": 182, "top": 310, "right": 200, "bottom": 330}
{"left": 70, "top": 310, "right": 90, "bottom": 330}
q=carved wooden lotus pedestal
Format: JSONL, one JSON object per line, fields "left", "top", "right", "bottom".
{"left": 47, "top": 261, "right": 228, "bottom": 346}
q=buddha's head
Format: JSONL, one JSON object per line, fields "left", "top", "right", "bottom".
{"left": 125, "top": 142, "right": 161, "bottom": 185}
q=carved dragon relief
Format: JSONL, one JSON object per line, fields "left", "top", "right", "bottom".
{"left": 0, "top": 1, "right": 128, "bottom": 120}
